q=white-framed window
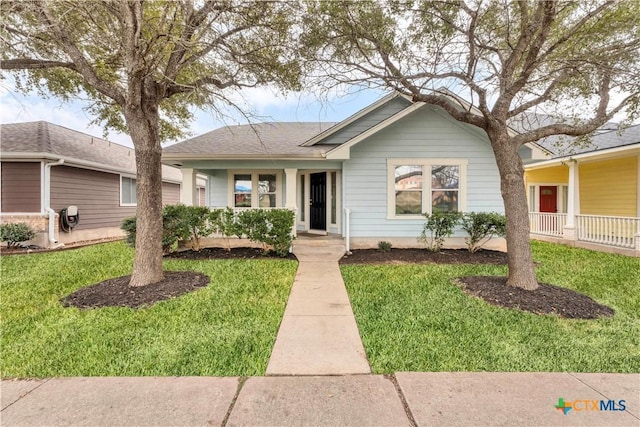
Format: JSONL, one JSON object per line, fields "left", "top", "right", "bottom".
{"left": 387, "top": 159, "right": 467, "bottom": 218}
{"left": 228, "top": 171, "right": 281, "bottom": 208}
{"left": 120, "top": 175, "right": 137, "bottom": 206}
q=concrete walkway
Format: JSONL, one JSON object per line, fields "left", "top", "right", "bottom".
{"left": 2, "top": 373, "right": 638, "bottom": 426}
{"left": 266, "top": 238, "right": 370, "bottom": 375}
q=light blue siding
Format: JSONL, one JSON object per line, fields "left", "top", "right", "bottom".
{"left": 321, "top": 97, "right": 410, "bottom": 145}
{"left": 343, "top": 105, "right": 504, "bottom": 238}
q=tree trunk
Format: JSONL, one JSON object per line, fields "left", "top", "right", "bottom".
{"left": 125, "top": 101, "right": 164, "bottom": 287}
{"left": 490, "top": 130, "right": 539, "bottom": 290}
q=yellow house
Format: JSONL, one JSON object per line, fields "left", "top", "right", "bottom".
{"left": 524, "top": 124, "right": 639, "bottom": 255}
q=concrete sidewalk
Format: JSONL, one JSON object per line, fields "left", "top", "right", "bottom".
{"left": 266, "top": 238, "right": 370, "bottom": 375}
{"left": 2, "top": 373, "right": 638, "bottom": 426}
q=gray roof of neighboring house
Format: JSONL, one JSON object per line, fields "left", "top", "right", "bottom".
{"left": 1, "top": 121, "right": 182, "bottom": 182}
{"left": 535, "top": 124, "right": 640, "bottom": 158}
{"left": 163, "top": 122, "right": 336, "bottom": 158}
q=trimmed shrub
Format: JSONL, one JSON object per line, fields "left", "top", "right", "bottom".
{"left": 263, "top": 209, "right": 295, "bottom": 257}
{"left": 121, "top": 204, "right": 192, "bottom": 254}
{"left": 419, "top": 210, "right": 462, "bottom": 252}
{"left": 121, "top": 206, "right": 295, "bottom": 257}
{"left": 460, "top": 212, "right": 506, "bottom": 253}
{"left": 210, "top": 207, "right": 242, "bottom": 251}
{"left": 180, "top": 205, "right": 216, "bottom": 251}
{"left": 236, "top": 209, "right": 269, "bottom": 247}
{"left": 378, "top": 241, "right": 392, "bottom": 252}
{"left": 235, "top": 209, "right": 295, "bottom": 256}
{"left": 120, "top": 216, "right": 137, "bottom": 248}
{"left": 0, "top": 223, "right": 37, "bottom": 248}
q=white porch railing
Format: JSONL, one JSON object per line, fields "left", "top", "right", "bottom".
{"left": 528, "top": 212, "right": 567, "bottom": 237}
{"left": 576, "top": 214, "right": 640, "bottom": 249}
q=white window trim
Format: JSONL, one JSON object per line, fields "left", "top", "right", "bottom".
{"left": 227, "top": 170, "right": 282, "bottom": 209}
{"left": 387, "top": 158, "right": 468, "bottom": 219}
{"left": 120, "top": 174, "right": 137, "bottom": 207}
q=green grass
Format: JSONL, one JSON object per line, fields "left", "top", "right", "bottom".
{"left": 1, "top": 242, "right": 297, "bottom": 378}
{"left": 342, "top": 240, "right": 640, "bottom": 373}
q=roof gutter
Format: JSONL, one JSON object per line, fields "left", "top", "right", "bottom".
{"left": 44, "top": 159, "right": 65, "bottom": 248}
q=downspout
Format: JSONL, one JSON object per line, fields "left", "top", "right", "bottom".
{"left": 344, "top": 208, "right": 352, "bottom": 254}
{"left": 44, "top": 159, "right": 65, "bottom": 247}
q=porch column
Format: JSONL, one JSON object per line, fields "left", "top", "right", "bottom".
{"left": 563, "top": 160, "right": 580, "bottom": 240}
{"left": 180, "top": 168, "right": 198, "bottom": 206}
{"left": 284, "top": 168, "right": 298, "bottom": 237}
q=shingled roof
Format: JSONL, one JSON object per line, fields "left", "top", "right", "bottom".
{"left": 535, "top": 124, "right": 640, "bottom": 158}
{"left": 163, "top": 122, "right": 336, "bottom": 158}
{"left": 1, "top": 121, "right": 181, "bottom": 182}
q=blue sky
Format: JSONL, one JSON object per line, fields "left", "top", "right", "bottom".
{"left": 0, "top": 82, "right": 386, "bottom": 148}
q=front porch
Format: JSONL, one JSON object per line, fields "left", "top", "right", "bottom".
{"left": 178, "top": 165, "right": 343, "bottom": 237}
{"left": 529, "top": 212, "right": 640, "bottom": 256}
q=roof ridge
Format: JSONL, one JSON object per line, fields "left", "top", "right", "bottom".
{"left": 38, "top": 121, "right": 52, "bottom": 153}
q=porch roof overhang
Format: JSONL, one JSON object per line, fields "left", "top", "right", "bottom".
{"left": 524, "top": 143, "right": 640, "bottom": 171}
{"left": 162, "top": 152, "right": 330, "bottom": 166}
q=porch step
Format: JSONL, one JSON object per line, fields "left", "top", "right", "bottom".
{"left": 292, "top": 237, "right": 346, "bottom": 262}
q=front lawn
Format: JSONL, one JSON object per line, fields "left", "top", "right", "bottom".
{"left": 342, "top": 241, "right": 640, "bottom": 373}
{"left": 0, "top": 242, "right": 296, "bottom": 378}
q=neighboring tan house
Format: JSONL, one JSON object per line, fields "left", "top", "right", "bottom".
{"left": 163, "top": 93, "right": 546, "bottom": 250}
{"left": 524, "top": 124, "right": 640, "bottom": 255}
{"left": 0, "top": 121, "right": 204, "bottom": 248}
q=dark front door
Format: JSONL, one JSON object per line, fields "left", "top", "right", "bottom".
{"left": 539, "top": 186, "right": 558, "bottom": 213}
{"left": 310, "top": 172, "right": 327, "bottom": 231}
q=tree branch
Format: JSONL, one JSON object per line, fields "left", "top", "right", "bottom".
{"left": 0, "top": 59, "right": 77, "bottom": 71}
{"left": 38, "top": 3, "right": 125, "bottom": 105}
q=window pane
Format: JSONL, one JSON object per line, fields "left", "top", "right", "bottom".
{"left": 234, "top": 174, "right": 252, "bottom": 192}
{"left": 235, "top": 194, "right": 251, "bottom": 207}
{"left": 259, "top": 174, "right": 277, "bottom": 193}
{"left": 122, "top": 177, "right": 136, "bottom": 204}
{"left": 432, "top": 166, "right": 459, "bottom": 189}
{"left": 529, "top": 186, "right": 536, "bottom": 211}
{"left": 300, "top": 175, "right": 305, "bottom": 221}
{"left": 131, "top": 180, "right": 137, "bottom": 203}
{"left": 331, "top": 172, "right": 337, "bottom": 224}
{"left": 432, "top": 190, "right": 458, "bottom": 212}
{"left": 258, "top": 194, "right": 276, "bottom": 207}
{"left": 395, "top": 166, "right": 422, "bottom": 190}
{"left": 396, "top": 191, "right": 422, "bottom": 215}
{"left": 395, "top": 166, "right": 422, "bottom": 215}
{"left": 122, "top": 178, "right": 131, "bottom": 203}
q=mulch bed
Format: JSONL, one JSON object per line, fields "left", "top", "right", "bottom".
{"left": 61, "top": 271, "right": 210, "bottom": 309}
{"left": 456, "top": 276, "right": 614, "bottom": 319}
{"left": 340, "top": 248, "right": 508, "bottom": 265}
{"left": 166, "top": 247, "right": 297, "bottom": 260}
{"left": 59, "top": 246, "right": 614, "bottom": 319}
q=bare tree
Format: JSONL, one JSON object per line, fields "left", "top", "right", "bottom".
{"left": 1, "top": 0, "right": 303, "bottom": 286}
{"left": 303, "top": 0, "right": 640, "bottom": 289}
